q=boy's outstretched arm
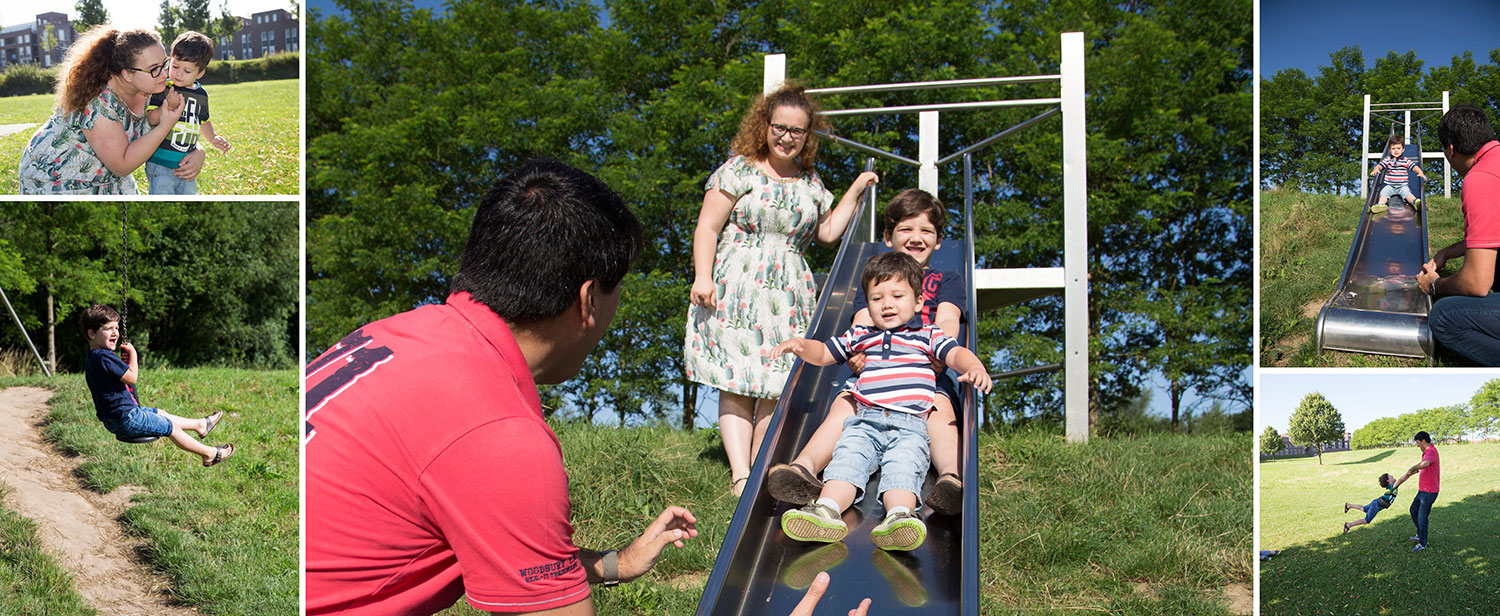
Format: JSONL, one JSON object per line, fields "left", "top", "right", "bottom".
{"left": 118, "top": 342, "right": 140, "bottom": 385}
{"left": 941, "top": 346, "right": 991, "bottom": 394}
{"left": 200, "top": 120, "right": 231, "bottom": 153}
{"left": 768, "top": 337, "right": 838, "bottom": 366}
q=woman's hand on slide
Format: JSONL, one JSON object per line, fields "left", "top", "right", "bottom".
{"left": 690, "top": 278, "right": 716, "bottom": 309}
{"left": 849, "top": 171, "right": 879, "bottom": 194}
{"left": 174, "top": 149, "right": 205, "bottom": 180}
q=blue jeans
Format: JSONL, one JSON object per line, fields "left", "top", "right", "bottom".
{"left": 823, "top": 404, "right": 930, "bottom": 507}
{"left": 1410, "top": 490, "right": 1438, "bottom": 546}
{"left": 1361, "top": 497, "right": 1384, "bottom": 523}
{"left": 1429, "top": 293, "right": 1500, "bottom": 366}
{"left": 102, "top": 407, "right": 173, "bottom": 439}
{"left": 145, "top": 161, "right": 198, "bottom": 195}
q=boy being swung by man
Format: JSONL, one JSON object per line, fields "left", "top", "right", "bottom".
{"left": 145, "top": 31, "right": 232, "bottom": 195}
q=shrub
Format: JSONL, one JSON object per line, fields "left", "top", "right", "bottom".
{"left": 0, "top": 63, "right": 59, "bottom": 97}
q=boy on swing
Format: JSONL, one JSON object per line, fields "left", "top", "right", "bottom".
{"left": 81, "top": 305, "right": 234, "bottom": 466}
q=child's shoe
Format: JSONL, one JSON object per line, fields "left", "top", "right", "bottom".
{"left": 781, "top": 542, "right": 848, "bottom": 589}
{"left": 927, "top": 473, "right": 963, "bottom": 515}
{"left": 781, "top": 502, "right": 847, "bottom": 543}
{"left": 871, "top": 550, "right": 928, "bottom": 607}
{"left": 871, "top": 509, "right": 927, "bottom": 551}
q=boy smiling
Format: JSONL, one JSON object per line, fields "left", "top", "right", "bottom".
{"left": 145, "top": 31, "right": 232, "bottom": 195}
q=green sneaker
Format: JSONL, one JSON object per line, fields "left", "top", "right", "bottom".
{"left": 781, "top": 503, "right": 847, "bottom": 543}
{"left": 871, "top": 510, "right": 927, "bottom": 551}
{"left": 781, "top": 542, "right": 849, "bottom": 589}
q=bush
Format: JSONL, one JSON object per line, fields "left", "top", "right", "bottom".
{"left": 0, "top": 63, "right": 59, "bottom": 97}
{"left": 202, "top": 52, "right": 300, "bottom": 85}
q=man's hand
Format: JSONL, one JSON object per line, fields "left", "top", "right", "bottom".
{"left": 789, "top": 572, "right": 871, "bottom": 616}
{"left": 1417, "top": 267, "right": 1440, "bottom": 295}
{"left": 617, "top": 506, "right": 698, "bottom": 582}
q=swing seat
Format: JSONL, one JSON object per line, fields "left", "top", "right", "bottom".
{"left": 116, "top": 435, "right": 159, "bottom": 444}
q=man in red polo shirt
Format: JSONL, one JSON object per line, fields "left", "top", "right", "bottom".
{"left": 305, "top": 159, "right": 869, "bottom": 615}
{"left": 1392, "top": 431, "right": 1440, "bottom": 552}
{"left": 1419, "top": 104, "right": 1500, "bottom": 366}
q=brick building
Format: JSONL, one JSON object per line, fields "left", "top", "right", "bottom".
{"left": 1266, "top": 432, "right": 1353, "bottom": 458}
{"left": 219, "top": 9, "right": 298, "bottom": 60}
{"left": 0, "top": 12, "right": 75, "bottom": 69}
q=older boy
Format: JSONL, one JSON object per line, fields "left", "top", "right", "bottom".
{"left": 1371, "top": 135, "right": 1428, "bottom": 209}
{"left": 145, "top": 31, "right": 231, "bottom": 195}
{"left": 81, "top": 304, "right": 233, "bottom": 466}
{"left": 770, "top": 252, "right": 992, "bottom": 551}
{"left": 768, "top": 188, "right": 970, "bottom": 514}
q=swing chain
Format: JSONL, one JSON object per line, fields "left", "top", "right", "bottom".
{"left": 120, "top": 204, "right": 127, "bottom": 344}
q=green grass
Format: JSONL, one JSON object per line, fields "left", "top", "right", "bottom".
{"left": 1259, "top": 443, "right": 1500, "bottom": 615}
{"left": 1, "top": 79, "right": 300, "bottom": 195}
{"left": 0, "top": 488, "right": 96, "bottom": 616}
{"left": 1258, "top": 189, "right": 1465, "bottom": 366}
{"left": 433, "top": 427, "right": 1251, "bottom": 615}
{"left": 0, "top": 368, "right": 298, "bottom": 615}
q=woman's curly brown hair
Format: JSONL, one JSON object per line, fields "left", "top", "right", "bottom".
{"left": 55, "top": 27, "right": 162, "bottom": 115}
{"left": 729, "top": 82, "right": 827, "bottom": 174}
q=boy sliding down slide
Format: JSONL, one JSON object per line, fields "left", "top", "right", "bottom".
{"left": 81, "top": 304, "right": 235, "bottom": 466}
{"left": 1342, "top": 473, "right": 1398, "bottom": 534}
{"left": 769, "top": 252, "right": 991, "bottom": 551}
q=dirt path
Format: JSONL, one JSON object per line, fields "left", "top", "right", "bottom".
{"left": 0, "top": 387, "right": 199, "bottom": 616}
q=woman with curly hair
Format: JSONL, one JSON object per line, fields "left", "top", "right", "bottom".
{"left": 16, "top": 26, "right": 198, "bottom": 194}
{"left": 685, "top": 83, "right": 878, "bottom": 496}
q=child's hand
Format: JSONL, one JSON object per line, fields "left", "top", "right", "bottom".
{"left": 847, "top": 351, "right": 866, "bottom": 374}
{"left": 210, "top": 135, "right": 231, "bottom": 153}
{"left": 768, "top": 338, "right": 808, "bottom": 358}
{"left": 118, "top": 342, "right": 135, "bottom": 362}
{"left": 162, "top": 89, "right": 185, "bottom": 121}
{"left": 957, "top": 367, "right": 992, "bottom": 394}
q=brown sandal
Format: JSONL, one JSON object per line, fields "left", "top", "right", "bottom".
{"left": 204, "top": 443, "right": 235, "bottom": 467}
{"left": 730, "top": 476, "right": 749, "bottom": 496}
{"left": 927, "top": 472, "right": 963, "bottom": 515}
{"left": 768, "top": 463, "right": 823, "bottom": 504}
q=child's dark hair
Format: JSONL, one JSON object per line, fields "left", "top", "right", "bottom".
{"left": 451, "top": 158, "right": 642, "bottom": 323}
{"left": 881, "top": 189, "right": 946, "bottom": 239}
{"left": 55, "top": 27, "right": 162, "bottom": 114}
{"left": 79, "top": 304, "right": 120, "bottom": 336}
{"left": 1437, "top": 104, "right": 1496, "bottom": 155}
{"left": 861, "top": 252, "right": 924, "bottom": 296}
{"left": 1379, "top": 473, "right": 1393, "bottom": 488}
{"left": 170, "top": 31, "right": 214, "bottom": 71}
{"left": 1386, "top": 134, "right": 1404, "bottom": 148}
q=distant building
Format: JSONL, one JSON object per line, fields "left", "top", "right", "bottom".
{"left": 0, "top": 12, "right": 74, "bottom": 69}
{"left": 1267, "top": 432, "right": 1353, "bottom": 458}
{"left": 222, "top": 9, "right": 299, "bottom": 60}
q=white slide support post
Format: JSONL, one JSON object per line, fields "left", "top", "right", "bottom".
{"left": 1061, "top": 32, "right": 1089, "bottom": 443}
{"left": 763, "top": 54, "right": 785, "bottom": 95}
{"left": 1362, "top": 94, "right": 1371, "bottom": 199}
{"left": 1443, "top": 91, "right": 1451, "bottom": 198}
{"left": 919, "top": 111, "right": 940, "bottom": 198}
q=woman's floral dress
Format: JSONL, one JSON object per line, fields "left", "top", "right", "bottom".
{"left": 684, "top": 155, "right": 834, "bottom": 399}
{"left": 17, "top": 89, "right": 149, "bottom": 195}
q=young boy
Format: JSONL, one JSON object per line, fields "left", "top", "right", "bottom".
{"left": 1371, "top": 135, "right": 1428, "bottom": 209}
{"left": 769, "top": 252, "right": 992, "bottom": 551}
{"left": 1342, "top": 473, "right": 1399, "bottom": 534}
{"left": 81, "top": 305, "right": 234, "bottom": 466}
{"left": 145, "top": 31, "right": 232, "bottom": 195}
{"left": 768, "top": 188, "right": 970, "bottom": 514}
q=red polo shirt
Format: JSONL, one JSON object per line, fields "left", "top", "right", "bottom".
{"left": 305, "top": 293, "right": 589, "bottom": 614}
{"left": 1417, "top": 445, "right": 1441, "bottom": 493}
{"left": 1460, "top": 140, "right": 1500, "bottom": 290}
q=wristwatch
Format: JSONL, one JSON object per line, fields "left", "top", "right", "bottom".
{"left": 601, "top": 550, "right": 620, "bottom": 587}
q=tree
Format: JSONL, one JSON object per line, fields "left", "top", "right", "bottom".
{"left": 1470, "top": 378, "right": 1500, "bottom": 439}
{"left": 74, "top": 0, "right": 109, "bottom": 32}
{"left": 215, "top": 0, "right": 242, "bottom": 51}
{"left": 1288, "top": 392, "right": 1345, "bottom": 465}
{"left": 158, "top": 0, "right": 180, "bottom": 46}
{"left": 1260, "top": 426, "right": 1285, "bottom": 457}
{"left": 41, "top": 23, "right": 58, "bottom": 56}
{"left": 179, "top": 0, "right": 213, "bottom": 36}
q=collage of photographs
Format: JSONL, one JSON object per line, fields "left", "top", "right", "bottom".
{"left": 0, "top": 0, "right": 1494, "bottom": 614}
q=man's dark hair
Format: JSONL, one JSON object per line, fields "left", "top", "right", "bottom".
{"left": 169, "top": 31, "right": 214, "bottom": 70}
{"left": 1437, "top": 104, "right": 1496, "bottom": 155}
{"left": 860, "top": 252, "right": 924, "bottom": 297}
{"left": 79, "top": 304, "right": 119, "bottom": 336}
{"left": 1414, "top": 431, "right": 1431, "bottom": 444}
{"left": 451, "top": 159, "right": 642, "bottom": 322}
{"left": 881, "top": 188, "right": 946, "bottom": 239}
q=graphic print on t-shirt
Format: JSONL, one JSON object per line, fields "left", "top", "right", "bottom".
{"left": 146, "top": 83, "right": 210, "bottom": 167}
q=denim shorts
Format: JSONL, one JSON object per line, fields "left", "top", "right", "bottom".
{"left": 103, "top": 407, "right": 173, "bottom": 439}
{"left": 1362, "top": 497, "right": 1384, "bottom": 523}
{"left": 1379, "top": 183, "right": 1415, "bottom": 202}
{"left": 823, "top": 403, "right": 930, "bottom": 507}
{"left": 145, "top": 161, "right": 198, "bottom": 195}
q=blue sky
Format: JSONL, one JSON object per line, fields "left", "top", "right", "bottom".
{"left": 1261, "top": 0, "right": 1500, "bottom": 77}
{"left": 1259, "top": 371, "right": 1497, "bottom": 434}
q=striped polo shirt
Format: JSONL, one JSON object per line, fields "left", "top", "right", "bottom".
{"left": 824, "top": 317, "right": 958, "bottom": 415}
{"left": 1379, "top": 156, "right": 1418, "bottom": 186}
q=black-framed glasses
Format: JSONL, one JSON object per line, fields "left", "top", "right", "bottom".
{"left": 126, "top": 60, "right": 169, "bottom": 78}
{"left": 769, "top": 123, "right": 809, "bottom": 140}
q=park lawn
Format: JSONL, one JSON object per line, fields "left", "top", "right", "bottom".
{"left": 0, "top": 368, "right": 299, "bottom": 615}
{"left": 0, "top": 488, "right": 96, "bottom": 616}
{"left": 437, "top": 429, "right": 1251, "bottom": 615}
{"left": 1259, "top": 189, "right": 1465, "bottom": 367}
{"left": 0, "top": 79, "right": 299, "bottom": 195}
{"left": 1259, "top": 443, "right": 1500, "bottom": 615}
